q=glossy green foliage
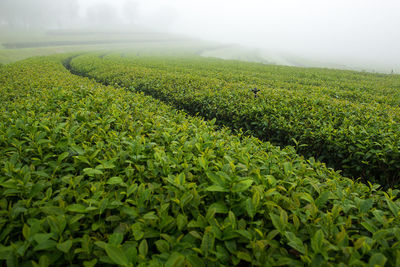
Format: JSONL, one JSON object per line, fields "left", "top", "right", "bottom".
{"left": 69, "top": 53, "right": 400, "bottom": 185}
{"left": 0, "top": 55, "right": 400, "bottom": 266}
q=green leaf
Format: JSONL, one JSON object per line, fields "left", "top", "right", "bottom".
{"left": 165, "top": 252, "right": 185, "bottom": 267}
{"left": 198, "top": 156, "right": 207, "bottom": 170}
{"left": 54, "top": 122, "right": 67, "bottom": 133}
{"left": 38, "top": 255, "right": 50, "bottom": 267}
{"left": 186, "top": 255, "right": 205, "bottom": 267}
{"left": 270, "top": 213, "right": 284, "bottom": 233}
{"left": 94, "top": 241, "right": 107, "bottom": 249}
{"left": 71, "top": 145, "right": 84, "bottom": 155}
{"left": 311, "top": 254, "right": 325, "bottom": 267}
{"left": 205, "top": 185, "right": 228, "bottom": 192}
{"left": 205, "top": 172, "right": 226, "bottom": 186}
{"left": 215, "top": 245, "right": 229, "bottom": 262}
{"left": 315, "top": 191, "right": 330, "bottom": 208}
{"left": 33, "top": 233, "right": 53, "bottom": 243}
{"left": 124, "top": 245, "right": 137, "bottom": 265}
{"left": 58, "top": 152, "right": 70, "bottom": 162}
{"left": 209, "top": 202, "right": 228, "bottom": 214}
{"left": 386, "top": 199, "right": 399, "bottom": 216}
{"left": 107, "top": 177, "right": 125, "bottom": 186}
{"left": 359, "top": 199, "right": 373, "bottom": 213}
{"left": 224, "top": 240, "right": 237, "bottom": 254}
{"left": 109, "top": 233, "right": 124, "bottom": 246}
{"left": 283, "top": 162, "right": 292, "bottom": 174}
{"left": 245, "top": 198, "right": 256, "bottom": 218}
{"left": 105, "top": 244, "right": 129, "bottom": 267}
{"left": 285, "top": 231, "right": 306, "bottom": 254}
{"left": 75, "top": 155, "right": 89, "bottom": 165}
{"left": 40, "top": 206, "right": 64, "bottom": 215}
{"left": 57, "top": 240, "right": 73, "bottom": 253}
{"left": 311, "top": 230, "right": 324, "bottom": 253}
{"left": 138, "top": 239, "right": 148, "bottom": 257}
{"left": 176, "top": 214, "right": 188, "bottom": 231}
{"left": 83, "top": 259, "right": 98, "bottom": 267}
{"left": 66, "top": 204, "right": 87, "bottom": 213}
{"left": 155, "top": 240, "right": 170, "bottom": 253}
{"left": 143, "top": 212, "right": 158, "bottom": 220}
{"left": 231, "top": 179, "right": 253, "bottom": 193}
{"left": 22, "top": 224, "right": 30, "bottom": 240}
{"left": 228, "top": 211, "right": 236, "bottom": 229}
{"left": 132, "top": 224, "right": 144, "bottom": 241}
{"left": 189, "top": 231, "right": 202, "bottom": 240}
{"left": 83, "top": 168, "right": 103, "bottom": 177}
{"left": 101, "top": 161, "right": 116, "bottom": 169}
{"left": 34, "top": 240, "right": 57, "bottom": 251}
{"left": 237, "top": 251, "right": 252, "bottom": 262}
{"left": 297, "top": 192, "right": 314, "bottom": 203}
{"left": 201, "top": 228, "right": 214, "bottom": 256}
{"left": 234, "top": 230, "right": 252, "bottom": 240}
{"left": 361, "top": 219, "right": 377, "bottom": 233}
{"left": 368, "top": 253, "right": 387, "bottom": 267}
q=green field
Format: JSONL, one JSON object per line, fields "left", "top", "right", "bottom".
{"left": 68, "top": 53, "right": 400, "bottom": 186}
{"left": 0, "top": 29, "right": 213, "bottom": 64}
{"left": 0, "top": 37, "right": 400, "bottom": 266}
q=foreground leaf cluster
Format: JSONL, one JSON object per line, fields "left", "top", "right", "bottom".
{"left": 0, "top": 55, "right": 399, "bottom": 266}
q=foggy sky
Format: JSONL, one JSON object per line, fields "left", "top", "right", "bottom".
{"left": 80, "top": 0, "right": 400, "bottom": 71}
{"left": 1, "top": 0, "right": 399, "bottom": 71}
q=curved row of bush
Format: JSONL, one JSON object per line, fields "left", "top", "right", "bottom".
{"left": 0, "top": 55, "right": 399, "bottom": 265}
{"left": 69, "top": 54, "right": 400, "bottom": 186}
{"left": 106, "top": 53, "right": 400, "bottom": 106}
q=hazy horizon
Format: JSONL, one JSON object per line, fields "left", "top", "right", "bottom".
{"left": 1, "top": 0, "right": 399, "bottom": 72}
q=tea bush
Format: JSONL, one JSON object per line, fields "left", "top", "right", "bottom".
{"left": 69, "top": 54, "right": 400, "bottom": 185}
{"left": 0, "top": 55, "right": 399, "bottom": 266}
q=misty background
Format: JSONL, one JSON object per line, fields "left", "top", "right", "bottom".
{"left": 0, "top": 0, "right": 399, "bottom": 73}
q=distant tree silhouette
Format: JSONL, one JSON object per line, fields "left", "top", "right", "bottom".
{"left": 0, "top": 0, "right": 78, "bottom": 29}
{"left": 123, "top": 1, "right": 139, "bottom": 25}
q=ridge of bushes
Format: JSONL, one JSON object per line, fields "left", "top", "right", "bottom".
{"left": 0, "top": 55, "right": 399, "bottom": 266}
{"left": 69, "top": 54, "right": 400, "bottom": 186}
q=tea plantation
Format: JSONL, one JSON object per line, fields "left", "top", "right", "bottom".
{"left": 68, "top": 53, "right": 400, "bottom": 186}
{"left": 0, "top": 54, "right": 399, "bottom": 266}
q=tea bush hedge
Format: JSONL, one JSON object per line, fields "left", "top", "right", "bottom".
{"left": 69, "top": 54, "right": 400, "bottom": 185}
{"left": 0, "top": 55, "right": 399, "bottom": 266}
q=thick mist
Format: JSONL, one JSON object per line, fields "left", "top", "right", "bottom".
{"left": 148, "top": 0, "right": 400, "bottom": 72}
{"left": 1, "top": 0, "right": 399, "bottom": 72}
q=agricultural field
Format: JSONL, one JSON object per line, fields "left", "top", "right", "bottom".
{"left": 68, "top": 53, "right": 400, "bottom": 186}
{"left": 0, "top": 52, "right": 399, "bottom": 266}
{"left": 0, "top": 29, "right": 212, "bottom": 64}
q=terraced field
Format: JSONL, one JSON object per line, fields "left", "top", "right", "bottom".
{"left": 0, "top": 54, "right": 399, "bottom": 266}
